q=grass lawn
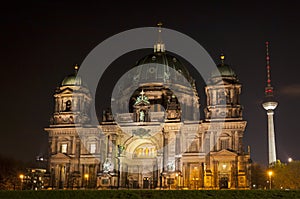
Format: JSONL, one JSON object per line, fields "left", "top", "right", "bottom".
{"left": 0, "top": 190, "right": 300, "bottom": 199}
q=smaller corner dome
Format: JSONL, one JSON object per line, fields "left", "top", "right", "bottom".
{"left": 61, "top": 74, "right": 83, "bottom": 86}
{"left": 61, "top": 64, "right": 85, "bottom": 87}
{"left": 211, "top": 54, "right": 237, "bottom": 78}
{"left": 211, "top": 64, "right": 237, "bottom": 78}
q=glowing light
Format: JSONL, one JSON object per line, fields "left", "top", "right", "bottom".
{"left": 268, "top": 170, "right": 273, "bottom": 189}
{"left": 19, "top": 174, "right": 24, "bottom": 180}
{"left": 268, "top": 171, "right": 273, "bottom": 177}
{"left": 222, "top": 164, "right": 227, "bottom": 170}
{"left": 288, "top": 157, "right": 293, "bottom": 162}
{"left": 220, "top": 55, "right": 225, "bottom": 60}
{"left": 84, "top": 174, "right": 89, "bottom": 179}
{"left": 265, "top": 89, "right": 273, "bottom": 93}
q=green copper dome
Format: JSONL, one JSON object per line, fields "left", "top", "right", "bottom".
{"left": 61, "top": 65, "right": 85, "bottom": 86}
{"left": 211, "top": 63, "right": 237, "bottom": 78}
{"left": 135, "top": 51, "right": 193, "bottom": 83}
{"left": 211, "top": 54, "right": 237, "bottom": 79}
{"left": 61, "top": 75, "right": 83, "bottom": 86}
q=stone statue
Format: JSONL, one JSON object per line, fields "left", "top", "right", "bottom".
{"left": 139, "top": 111, "right": 145, "bottom": 122}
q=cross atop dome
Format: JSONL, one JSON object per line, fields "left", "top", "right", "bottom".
{"left": 154, "top": 22, "right": 165, "bottom": 53}
{"left": 140, "top": 89, "right": 145, "bottom": 98}
{"left": 134, "top": 89, "right": 150, "bottom": 105}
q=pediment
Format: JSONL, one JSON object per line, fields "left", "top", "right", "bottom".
{"left": 51, "top": 153, "right": 71, "bottom": 162}
{"left": 58, "top": 87, "right": 74, "bottom": 94}
{"left": 210, "top": 149, "right": 238, "bottom": 157}
{"left": 134, "top": 101, "right": 150, "bottom": 107}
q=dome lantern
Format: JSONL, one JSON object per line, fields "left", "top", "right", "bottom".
{"left": 61, "top": 64, "right": 84, "bottom": 86}
{"left": 154, "top": 22, "right": 165, "bottom": 53}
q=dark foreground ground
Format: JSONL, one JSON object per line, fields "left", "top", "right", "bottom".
{"left": 0, "top": 190, "right": 299, "bottom": 199}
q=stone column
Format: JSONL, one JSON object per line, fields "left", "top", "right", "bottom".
{"left": 118, "top": 158, "right": 123, "bottom": 188}
{"left": 168, "top": 131, "right": 176, "bottom": 171}
{"left": 182, "top": 163, "right": 186, "bottom": 187}
{"left": 107, "top": 135, "right": 112, "bottom": 158}
{"left": 69, "top": 135, "right": 73, "bottom": 155}
{"left": 212, "top": 89, "right": 217, "bottom": 106}
{"left": 175, "top": 131, "right": 181, "bottom": 171}
{"left": 213, "top": 160, "right": 218, "bottom": 188}
{"left": 162, "top": 129, "right": 168, "bottom": 172}
{"left": 55, "top": 98, "right": 58, "bottom": 112}
{"left": 111, "top": 134, "right": 117, "bottom": 171}
{"left": 138, "top": 165, "right": 142, "bottom": 188}
{"left": 55, "top": 136, "right": 59, "bottom": 153}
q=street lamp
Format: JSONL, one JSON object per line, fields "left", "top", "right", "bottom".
{"left": 268, "top": 171, "right": 273, "bottom": 190}
{"left": 288, "top": 158, "right": 293, "bottom": 163}
{"left": 84, "top": 174, "right": 89, "bottom": 189}
{"left": 19, "top": 174, "right": 24, "bottom": 190}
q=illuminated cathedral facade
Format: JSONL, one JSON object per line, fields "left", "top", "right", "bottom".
{"left": 45, "top": 38, "right": 251, "bottom": 190}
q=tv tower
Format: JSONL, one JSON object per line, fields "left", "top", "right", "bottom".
{"left": 262, "top": 41, "right": 278, "bottom": 165}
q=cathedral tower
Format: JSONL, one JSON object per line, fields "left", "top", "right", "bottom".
{"left": 45, "top": 65, "right": 102, "bottom": 189}
{"left": 204, "top": 54, "right": 243, "bottom": 122}
{"left": 51, "top": 65, "right": 92, "bottom": 125}
{"left": 202, "top": 54, "right": 250, "bottom": 189}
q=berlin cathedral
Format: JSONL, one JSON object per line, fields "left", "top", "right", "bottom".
{"left": 44, "top": 31, "right": 251, "bottom": 190}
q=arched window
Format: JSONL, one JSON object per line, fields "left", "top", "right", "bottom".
{"left": 89, "top": 143, "right": 96, "bottom": 154}
{"left": 189, "top": 140, "right": 198, "bottom": 152}
{"left": 218, "top": 90, "right": 226, "bottom": 104}
{"left": 61, "top": 143, "right": 68, "bottom": 153}
{"left": 65, "top": 100, "right": 72, "bottom": 111}
{"left": 220, "top": 139, "right": 229, "bottom": 150}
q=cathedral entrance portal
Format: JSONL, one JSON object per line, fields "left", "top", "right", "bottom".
{"left": 143, "top": 177, "right": 150, "bottom": 189}
{"left": 123, "top": 138, "right": 160, "bottom": 189}
{"left": 219, "top": 177, "right": 229, "bottom": 189}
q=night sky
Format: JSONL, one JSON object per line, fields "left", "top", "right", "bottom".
{"left": 1, "top": 1, "right": 300, "bottom": 166}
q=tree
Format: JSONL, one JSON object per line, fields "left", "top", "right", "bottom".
{"left": 0, "top": 155, "right": 25, "bottom": 190}
{"left": 272, "top": 161, "right": 300, "bottom": 189}
{"left": 250, "top": 162, "right": 267, "bottom": 189}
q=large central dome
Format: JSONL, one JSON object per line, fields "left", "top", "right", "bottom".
{"left": 132, "top": 51, "right": 193, "bottom": 85}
